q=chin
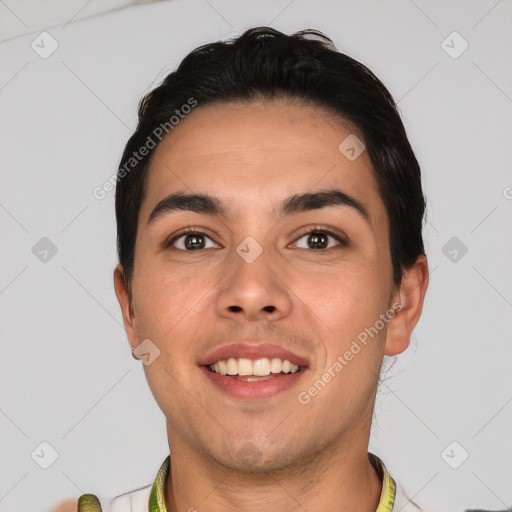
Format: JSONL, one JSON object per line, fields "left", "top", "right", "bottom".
{"left": 212, "top": 438, "right": 304, "bottom": 474}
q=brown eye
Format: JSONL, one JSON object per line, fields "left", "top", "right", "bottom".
{"left": 307, "top": 232, "right": 328, "bottom": 249}
{"left": 182, "top": 233, "right": 206, "bottom": 250}
{"left": 293, "top": 229, "right": 347, "bottom": 250}
{"left": 167, "top": 230, "right": 220, "bottom": 251}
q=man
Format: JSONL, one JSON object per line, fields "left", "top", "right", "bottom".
{"left": 78, "top": 26, "right": 431, "bottom": 511}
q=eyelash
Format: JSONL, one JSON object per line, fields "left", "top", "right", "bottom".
{"left": 164, "top": 225, "right": 348, "bottom": 251}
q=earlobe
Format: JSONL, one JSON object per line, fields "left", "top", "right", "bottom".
{"left": 113, "top": 265, "right": 138, "bottom": 347}
{"left": 384, "top": 255, "right": 429, "bottom": 356}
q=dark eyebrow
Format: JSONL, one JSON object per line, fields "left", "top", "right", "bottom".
{"left": 147, "top": 192, "right": 226, "bottom": 224}
{"left": 277, "top": 188, "right": 370, "bottom": 223}
{"left": 147, "top": 188, "right": 370, "bottom": 225}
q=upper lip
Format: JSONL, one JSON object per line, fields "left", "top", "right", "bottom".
{"left": 198, "top": 342, "right": 310, "bottom": 368}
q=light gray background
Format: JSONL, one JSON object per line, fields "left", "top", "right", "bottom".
{"left": 1, "top": 1, "right": 511, "bottom": 511}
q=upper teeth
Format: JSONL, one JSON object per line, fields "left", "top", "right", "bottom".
{"left": 208, "top": 357, "right": 300, "bottom": 376}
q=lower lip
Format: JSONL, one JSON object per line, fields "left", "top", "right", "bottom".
{"left": 200, "top": 366, "right": 307, "bottom": 400}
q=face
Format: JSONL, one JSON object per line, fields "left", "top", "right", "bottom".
{"left": 115, "top": 99, "right": 425, "bottom": 472}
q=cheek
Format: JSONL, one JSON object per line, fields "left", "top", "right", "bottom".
{"left": 296, "top": 262, "right": 382, "bottom": 311}
{"left": 135, "top": 278, "right": 198, "bottom": 334}
{"left": 131, "top": 253, "right": 217, "bottom": 351}
{"left": 292, "top": 264, "right": 389, "bottom": 352}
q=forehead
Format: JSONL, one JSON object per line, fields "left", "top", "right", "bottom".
{"left": 140, "top": 100, "right": 387, "bottom": 230}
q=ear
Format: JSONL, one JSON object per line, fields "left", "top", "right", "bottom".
{"left": 113, "top": 264, "right": 139, "bottom": 350}
{"left": 384, "top": 255, "right": 429, "bottom": 356}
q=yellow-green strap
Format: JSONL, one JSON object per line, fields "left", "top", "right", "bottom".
{"left": 375, "top": 463, "right": 396, "bottom": 512}
{"left": 77, "top": 493, "right": 103, "bottom": 512}
{"left": 149, "top": 455, "right": 170, "bottom": 512}
{"left": 369, "top": 452, "right": 396, "bottom": 512}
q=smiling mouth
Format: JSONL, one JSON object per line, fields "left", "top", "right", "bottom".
{"left": 205, "top": 357, "right": 304, "bottom": 382}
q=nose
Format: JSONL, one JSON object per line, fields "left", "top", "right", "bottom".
{"left": 215, "top": 249, "right": 293, "bottom": 322}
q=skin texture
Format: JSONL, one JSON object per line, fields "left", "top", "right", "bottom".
{"left": 47, "top": 495, "right": 101, "bottom": 512}
{"left": 113, "top": 99, "right": 429, "bottom": 512}
{"left": 48, "top": 498, "right": 77, "bottom": 512}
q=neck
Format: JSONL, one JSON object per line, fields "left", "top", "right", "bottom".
{"left": 163, "top": 432, "right": 383, "bottom": 512}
